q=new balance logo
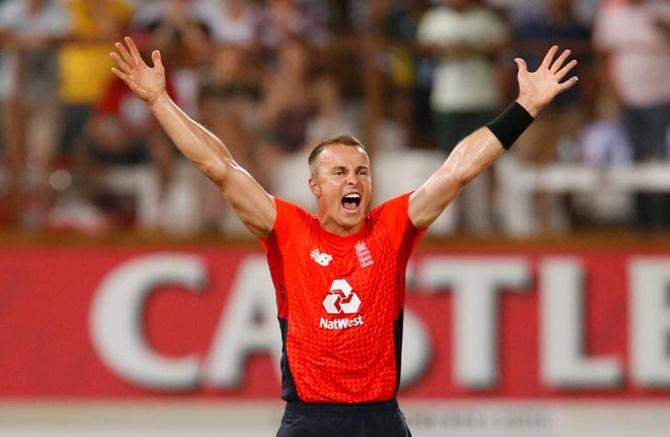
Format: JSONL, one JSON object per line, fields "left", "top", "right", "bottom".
{"left": 310, "top": 249, "right": 332, "bottom": 266}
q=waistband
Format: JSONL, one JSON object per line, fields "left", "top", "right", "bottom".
{"left": 284, "top": 399, "right": 399, "bottom": 415}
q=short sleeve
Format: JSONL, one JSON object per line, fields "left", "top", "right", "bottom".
{"left": 481, "top": 10, "right": 508, "bottom": 45}
{"left": 50, "top": 5, "right": 72, "bottom": 37}
{"left": 259, "top": 196, "right": 310, "bottom": 252}
{"left": 371, "top": 193, "right": 426, "bottom": 255}
{"left": 592, "top": 8, "right": 621, "bottom": 51}
{"left": 417, "top": 9, "right": 444, "bottom": 44}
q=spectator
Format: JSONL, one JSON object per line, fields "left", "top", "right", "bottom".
{"left": 58, "top": 0, "right": 134, "bottom": 160}
{"left": 132, "top": 0, "right": 215, "bottom": 128}
{"left": 487, "top": 0, "right": 542, "bottom": 25}
{"left": 593, "top": 0, "right": 670, "bottom": 228}
{"left": 417, "top": 0, "right": 509, "bottom": 232}
{"left": 573, "top": 95, "right": 633, "bottom": 227}
{"left": 490, "top": 0, "right": 599, "bottom": 27}
{"left": 198, "top": 45, "right": 262, "bottom": 230}
{"left": 255, "top": 0, "right": 329, "bottom": 48}
{"left": 580, "top": 109, "right": 632, "bottom": 169}
{"left": 200, "top": 45, "right": 261, "bottom": 169}
{"left": 382, "top": 0, "right": 428, "bottom": 42}
{"left": 88, "top": 76, "right": 175, "bottom": 167}
{"left": 256, "top": 38, "right": 313, "bottom": 188}
{"left": 0, "top": 0, "right": 71, "bottom": 227}
{"left": 303, "top": 75, "right": 358, "bottom": 150}
{"left": 512, "top": 0, "right": 594, "bottom": 164}
{"left": 132, "top": 0, "right": 212, "bottom": 67}
{"left": 509, "top": 0, "right": 594, "bottom": 232}
{"left": 195, "top": 0, "right": 259, "bottom": 47}
{"left": 417, "top": 0, "right": 509, "bottom": 153}
{"left": 84, "top": 68, "right": 177, "bottom": 228}
{"left": 374, "top": 90, "right": 412, "bottom": 152}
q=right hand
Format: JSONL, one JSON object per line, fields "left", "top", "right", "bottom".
{"left": 514, "top": 45, "right": 578, "bottom": 117}
{"left": 110, "top": 36, "right": 166, "bottom": 106}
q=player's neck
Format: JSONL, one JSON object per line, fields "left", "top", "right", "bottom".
{"left": 318, "top": 215, "right": 363, "bottom": 237}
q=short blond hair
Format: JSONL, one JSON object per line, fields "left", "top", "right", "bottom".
{"left": 308, "top": 135, "right": 367, "bottom": 175}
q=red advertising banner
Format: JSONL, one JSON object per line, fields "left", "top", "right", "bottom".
{"left": 2, "top": 244, "right": 670, "bottom": 400}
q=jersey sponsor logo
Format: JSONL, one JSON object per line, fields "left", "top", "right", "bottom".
{"left": 319, "top": 315, "right": 364, "bottom": 330}
{"left": 355, "top": 241, "right": 374, "bottom": 268}
{"left": 322, "top": 279, "right": 361, "bottom": 314}
{"left": 310, "top": 248, "right": 332, "bottom": 266}
{"left": 321, "top": 280, "right": 364, "bottom": 330}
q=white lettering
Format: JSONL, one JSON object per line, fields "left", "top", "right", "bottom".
{"left": 90, "top": 254, "right": 664, "bottom": 393}
{"left": 90, "top": 254, "right": 432, "bottom": 391}
{"left": 631, "top": 258, "right": 670, "bottom": 387}
{"left": 204, "top": 256, "right": 282, "bottom": 388}
{"left": 420, "top": 257, "right": 530, "bottom": 388}
{"left": 540, "top": 258, "right": 622, "bottom": 388}
{"left": 319, "top": 315, "right": 365, "bottom": 330}
{"left": 399, "top": 309, "right": 431, "bottom": 388}
{"left": 89, "top": 254, "right": 206, "bottom": 390}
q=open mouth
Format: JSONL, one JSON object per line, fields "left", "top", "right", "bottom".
{"left": 341, "top": 193, "right": 361, "bottom": 211}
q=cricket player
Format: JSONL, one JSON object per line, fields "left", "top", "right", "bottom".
{"left": 110, "top": 37, "right": 577, "bottom": 436}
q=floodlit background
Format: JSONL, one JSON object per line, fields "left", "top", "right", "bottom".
{"left": 1, "top": 0, "right": 669, "bottom": 436}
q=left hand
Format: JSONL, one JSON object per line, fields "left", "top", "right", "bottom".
{"left": 110, "top": 37, "right": 167, "bottom": 107}
{"left": 515, "top": 45, "right": 579, "bottom": 117}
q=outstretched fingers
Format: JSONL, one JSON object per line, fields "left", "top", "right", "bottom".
{"left": 110, "top": 52, "right": 132, "bottom": 75}
{"left": 559, "top": 75, "right": 579, "bottom": 92}
{"left": 550, "top": 49, "right": 571, "bottom": 74}
{"left": 540, "top": 45, "right": 559, "bottom": 70}
{"left": 124, "top": 36, "right": 144, "bottom": 66}
{"left": 110, "top": 66, "right": 133, "bottom": 84}
{"left": 110, "top": 66, "right": 130, "bottom": 84}
{"left": 542, "top": 45, "right": 578, "bottom": 91}
{"left": 114, "top": 41, "right": 134, "bottom": 67}
{"left": 556, "top": 59, "right": 578, "bottom": 81}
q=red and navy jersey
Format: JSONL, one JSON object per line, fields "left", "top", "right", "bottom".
{"left": 260, "top": 193, "right": 425, "bottom": 403}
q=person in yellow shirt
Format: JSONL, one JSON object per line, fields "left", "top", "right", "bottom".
{"left": 58, "top": 0, "right": 133, "bottom": 160}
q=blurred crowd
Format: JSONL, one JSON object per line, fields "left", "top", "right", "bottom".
{"left": 0, "top": 0, "right": 668, "bottom": 237}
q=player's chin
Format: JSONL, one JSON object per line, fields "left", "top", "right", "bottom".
{"left": 339, "top": 206, "right": 364, "bottom": 224}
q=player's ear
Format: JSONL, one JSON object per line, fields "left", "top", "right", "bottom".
{"left": 309, "top": 178, "right": 321, "bottom": 197}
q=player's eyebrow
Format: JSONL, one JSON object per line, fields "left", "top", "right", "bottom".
{"left": 329, "top": 165, "right": 370, "bottom": 173}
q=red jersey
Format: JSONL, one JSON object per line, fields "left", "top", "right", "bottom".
{"left": 260, "top": 193, "right": 425, "bottom": 403}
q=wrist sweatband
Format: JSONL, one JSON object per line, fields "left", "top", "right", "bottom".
{"left": 485, "top": 101, "right": 534, "bottom": 150}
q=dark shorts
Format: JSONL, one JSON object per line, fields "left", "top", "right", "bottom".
{"left": 277, "top": 399, "right": 412, "bottom": 437}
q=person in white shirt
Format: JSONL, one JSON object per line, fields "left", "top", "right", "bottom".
{"left": 417, "top": 0, "right": 509, "bottom": 232}
{"left": 417, "top": 0, "right": 509, "bottom": 153}
{"left": 593, "top": 0, "right": 670, "bottom": 228}
{"left": 0, "top": 0, "right": 71, "bottom": 226}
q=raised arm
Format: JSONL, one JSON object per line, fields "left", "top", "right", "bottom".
{"left": 110, "top": 37, "right": 275, "bottom": 238}
{"left": 409, "top": 45, "right": 579, "bottom": 229}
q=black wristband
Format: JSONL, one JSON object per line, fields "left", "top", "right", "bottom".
{"left": 485, "top": 101, "right": 535, "bottom": 150}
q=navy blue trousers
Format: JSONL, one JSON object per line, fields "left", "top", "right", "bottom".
{"left": 276, "top": 399, "right": 413, "bottom": 437}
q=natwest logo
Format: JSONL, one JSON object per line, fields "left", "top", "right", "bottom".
{"left": 322, "top": 279, "right": 361, "bottom": 314}
{"left": 321, "top": 279, "right": 364, "bottom": 331}
{"left": 320, "top": 315, "right": 364, "bottom": 330}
